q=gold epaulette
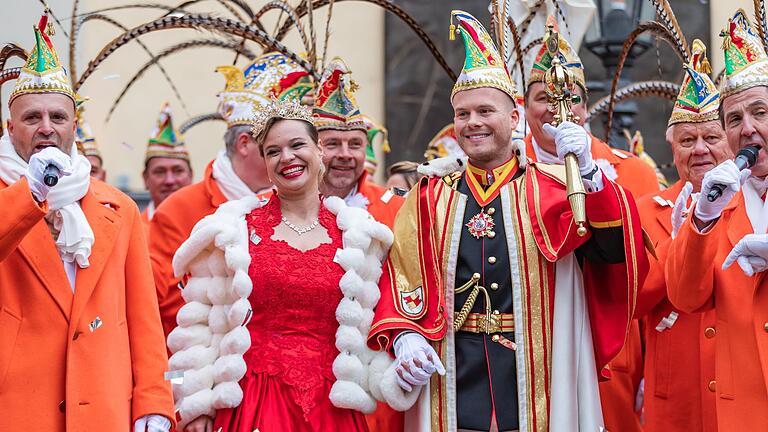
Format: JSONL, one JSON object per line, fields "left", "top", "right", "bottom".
{"left": 441, "top": 171, "right": 463, "bottom": 189}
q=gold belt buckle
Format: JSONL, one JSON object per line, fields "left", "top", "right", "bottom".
{"left": 479, "top": 311, "right": 502, "bottom": 334}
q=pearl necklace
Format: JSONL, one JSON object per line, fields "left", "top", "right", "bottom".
{"left": 281, "top": 215, "right": 319, "bottom": 235}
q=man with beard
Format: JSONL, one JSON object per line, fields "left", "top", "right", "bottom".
{"left": 635, "top": 39, "right": 728, "bottom": 431}
{"left": 0, "top": 12, "right": 174, "bottom": 431}
{"left": 368, "top": 11, "right": 648, "bottom": 431}
{"left": 313, "top": 57, "right": 404, "bottom": 228}
{"left": 149, "top": 52, "right": 313, "bottom": 336}
{"left": 141, "top": 102, "right": 193, "bottom": 231}
{"left": 667, "top": 10, "right": 768, "bottom": 429}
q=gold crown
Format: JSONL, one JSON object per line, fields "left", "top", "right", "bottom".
{"left": 251, "top": 97, "right": 314, "bottom": 138}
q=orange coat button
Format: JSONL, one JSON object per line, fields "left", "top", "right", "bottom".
{"left": 705, "top": 327, "right": 716, "bottom": 338}
{"left": 708, "top": 380, "right": 716, "bottom": 392}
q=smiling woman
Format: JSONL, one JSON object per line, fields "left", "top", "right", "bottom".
{"left": 173, "top": 98, "right": 392, "bottom": 432}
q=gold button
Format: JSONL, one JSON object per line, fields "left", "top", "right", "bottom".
{"left": 488, "top": 231, "right": 496, "bottom": 238}
{"left": 488, "top": 256, "right": 497, "bottom": 264}
{"left": 490, "top": 282, "right": 499, "bottom": 291}
{"left": 491, "top": 335, "right": 500, "bottom": 342}
{"left": 708, "top": 380, "right": 716, "bottom": 392}
{"left": 704, "top": 327, "right": 716, "bottom": 338}
{"left": 487, "top": 207, "right": 496, "bottom": 215}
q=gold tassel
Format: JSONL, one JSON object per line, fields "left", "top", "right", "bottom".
{"left": 449, "top": 24, "right": 456, "bottom": 41}
{"left": 46, "top": 21, "right": 55, "bottom": 36}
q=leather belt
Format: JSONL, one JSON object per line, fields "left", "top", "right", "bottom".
{"left": 455, "top": 312, "right": 515, "bottom": 334}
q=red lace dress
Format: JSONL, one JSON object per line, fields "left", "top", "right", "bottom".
{"left": 213, "top": 196, "right": 368, "bottom": 432}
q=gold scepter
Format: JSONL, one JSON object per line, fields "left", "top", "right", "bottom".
{"left": 542, "top": 24, "right": 588, "bottom": 236}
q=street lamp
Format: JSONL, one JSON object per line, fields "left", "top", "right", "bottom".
{"left": 584, "top": 0, "right": 655, "bottom": 149}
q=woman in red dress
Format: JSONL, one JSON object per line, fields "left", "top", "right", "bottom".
{"left": 169, "top": 99, "right": 394, "bottom": 432}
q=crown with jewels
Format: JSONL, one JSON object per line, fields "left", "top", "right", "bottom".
{"left": 251, "top": 98, "right": 314, "bottom": 138}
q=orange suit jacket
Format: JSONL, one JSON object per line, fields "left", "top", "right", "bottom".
{"left": 525, "top": 133, "right": 659, "bottom": 432}
{"left": 667, "top": 192, "right": 768, "bottom": 430}
{"left": 636, "top": 181, "right": 716, "bottom": 431}
{"left": 0, "top": 177, "right": 174, "bottom": 432}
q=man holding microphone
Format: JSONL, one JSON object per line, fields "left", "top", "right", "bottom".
{"left": 0, "top": 11, "right": 174, "bottom": 432}
{"left": 666, "top": 9, "right": 768, "bottom": 430}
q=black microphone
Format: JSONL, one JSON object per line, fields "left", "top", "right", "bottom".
{"left": 43, "top": 164, "right": 60, "bottom": 187}
{"left": 706, "top": 145, "right": 761, "bottom": 202}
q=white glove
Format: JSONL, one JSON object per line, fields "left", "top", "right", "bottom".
{"left": 694, "top": 160, "right": 751, "bottom": 223}
{"left": 542, "top": 121, "right": 594, "bottom": 176}
{"left": 393, "top": 332, "right": 446, "bottom": 392}
{"left": 134, "top": 414, "right": 171, "bottom": 432}
{"left": 723, "top": 233, "right": 768, "bottom": 277}
{"left": 671, "top": 182, "right": 697, "bottom": 239}
{"left": 25, "top": 146, "right": 72, "bottom": 202}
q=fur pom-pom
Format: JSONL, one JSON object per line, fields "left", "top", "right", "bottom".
{"left": 167, "top": 324, "right": 213, "bottom": 353}
{"left": 417, "top": 156, "right": 467, "bottom": 177}
{"left": 358, "top": 281, "right": 381, "bottom": 309}
{"left": 335, "top": 325, "right": 366, "bottom": 353}
{"left": 329, "top": 380, "right": 377, "bottom": 414}
{"left": 332, "top": 351, "right": 364, "bottom": 382}
{"left": 208, "top": 305, "right": 230, "bottom": 334}
{"left": 213, "top": 354, "right": 247, "bottom": 383}
{"left": 169, "top": 345, "right": 218, "bottom": 371}
{"left": 334, "top": 248, "right": 366, "bottom": 273}
{"left": 211, "top": 381, "right": 244, "bottom": 409}
{"left": 378, "top": 360, "right": 421, "bottom": 411}
{"left": 206, "top": 276, "right": 229, "bottom": 305}
{"left": 186, "top": 254, "right": 212, "bottom": 278}
{"left": 323, "top": 195, "right": 345, "bottom": 214}
{"left": 359, "top": 309, "right": 375, "bottom": 332}
{"left": 173, "top": 365, "right": 215, "bottom": 400}
{"left": 231, "top": 270, "right": 252, "bottom": 298}
{"left": 339, "top": 270, "right": 365, "bottom": 298}
{"left": 367, "top": 351, "right": 393, "bottom": 401}
{"left": 181, "top": 278, "right": 211, "bottom": 304}
{"left": 224, "top": 244, "right": 251, "bottom": 274}
{"left": 207, "top": 248, "right": 228, "bottom": 276}
{"left": 177, "top": 389, "right": 215, "bottom": 428}
{"left": 342, "top": 228, "right": 373, "bottom": 251}
{"left": 176, "top": 301, "right": 212, "bottom": 327}
{"left": 228, "top": 298, "right": 252, "bottom": 327}
{"left": 336, "top": 298, "right": 364, "bottom": 327}
{"left": 219, "top": 326, "right": 251, "bottom": 356}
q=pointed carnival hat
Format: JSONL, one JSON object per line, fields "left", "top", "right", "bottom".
{"left": 145, "top": 102, "right": 190, "bottom": 164}
{"left": 528, "top": 15, "right": 586, "bottom": 93}
{"left": 668, "top": 39, "right": 720, "bottom": 126}
{"left": 424, "top": 123, "right": 466, "bottom": 160}
{"left": 216, "top": 52, "right": 313, "bottom": 127}
{"left": 74, "top": 96, "right": 101, "bottom": 161}
{"left": 313, "top": 57, "right": 367, "bottom": 131}
{"left": 450, "top": 10, "right": 516, "bottom": 101}
{"left": 9, "top": 11, "right": 75, "bottom": 107}
{"left": 720, "top": 8, "right": 768, "bottom": 98}
{"left": 359, "top": 115, "right": 390, "bottom": 175}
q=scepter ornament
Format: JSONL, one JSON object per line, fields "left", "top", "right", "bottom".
{"left": 543, "top": 23, "right": 588, "bottom": 236}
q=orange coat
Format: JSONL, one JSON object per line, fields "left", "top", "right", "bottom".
{"left": 667, "top": 192, "right": 768, "bottom": 431}
{"left": 356, "top": 170, "right": 404, "bottom": 229}
{"left": 150, "top": 161, "right": 229, "bottom": 337}
{"left": 140, "top": 206, "right": 151, "bottom": 238}
{"left": 525, "top": 133, "right": 659, "bottom": 431}
{"left": 0, "top": 177, "right": 175, "bottom": 432}
{"left": 636, "top": 181, "right": 716, "bottom": 431}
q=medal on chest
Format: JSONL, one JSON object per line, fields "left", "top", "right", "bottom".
{"left": 466, "top": 208, "right": 496, "bottom": 239}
